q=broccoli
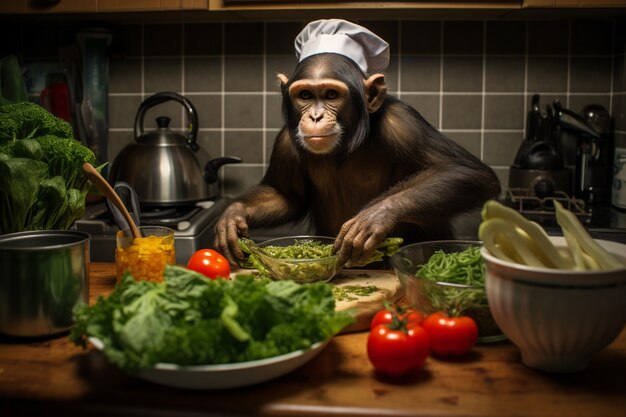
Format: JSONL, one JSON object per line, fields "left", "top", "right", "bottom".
{"left": 0, "top": 102, "right": 101, "bottom": 233}
{"left": 37, "top": 135, "right": 96, "bottom": 192}
{"left": 0, "top": 102, "right": 74, "bottom": 142}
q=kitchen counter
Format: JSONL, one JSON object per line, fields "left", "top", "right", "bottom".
{"left": 1, "top": 263, "right": 626, "bottom": 417}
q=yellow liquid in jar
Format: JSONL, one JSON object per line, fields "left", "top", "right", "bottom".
{"left": 115, "top": 234, "right": 176, "bottom": 283}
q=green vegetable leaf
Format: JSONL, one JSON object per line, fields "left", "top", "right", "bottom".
{"left": 0, "top": 157, "right": 49, "bottom": 233}
{"left": 70, "top": 265, "right": 355, "bottom": 371}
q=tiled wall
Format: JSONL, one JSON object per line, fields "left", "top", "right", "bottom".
{"left": 4, "top": 17, "right": 625, "bottom": 198}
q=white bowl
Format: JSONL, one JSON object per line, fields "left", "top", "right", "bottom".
{"left": 481, "top": 236, "right": 626, "bottom": 373}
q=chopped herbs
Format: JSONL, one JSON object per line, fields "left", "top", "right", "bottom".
{"left": 332, "top": 285, "right": 379, "bottom": 302}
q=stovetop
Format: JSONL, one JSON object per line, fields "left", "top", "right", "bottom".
{"left": 75, "top": 197, "right": 233, "bottom": 264}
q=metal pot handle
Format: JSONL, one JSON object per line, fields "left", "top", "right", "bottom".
{"left": 134, "top": 91, "right": 200, "bottom": 150}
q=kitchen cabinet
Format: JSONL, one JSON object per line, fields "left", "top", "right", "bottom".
{"left": 0, "top": 0, "right": 207, "bottom": 14}
{"left": 523, "top": 0, "right": 626, "bottom": 7}
{"left": 209, "top": 0, "right": 522, "bottom": 11}
{"left": 0, "top": 0, "right": 623, "bottom": 16}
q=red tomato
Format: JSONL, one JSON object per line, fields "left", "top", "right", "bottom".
{"left": 422, "top": 312, "right": 478, "bottom": 357}
{"left": 370, "top": 305, "right": 424, "bottom": 330}
{"left": 367, "top": 323, "right": 430, "bottom": 377}
{"left": 187, "top": 249, "right": 231, "bottom": 280}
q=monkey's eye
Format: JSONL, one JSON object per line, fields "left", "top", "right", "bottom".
{"left": 325, "top": 90, "right": 338, "bottom": 100}
{"left": 298, "top": 90, "right": 312, "bottom": 100}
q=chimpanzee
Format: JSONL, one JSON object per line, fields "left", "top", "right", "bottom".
{"left": 214, "top": 19, "right": 501, "bottom": 267}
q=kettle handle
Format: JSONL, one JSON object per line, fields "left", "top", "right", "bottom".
{"left": 204, "top": 156, "right": 243, "bottom": 184}
{"left": 134, "top": 92, "right": 199, "bottom": 150}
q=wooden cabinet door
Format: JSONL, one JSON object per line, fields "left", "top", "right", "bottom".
{"left": 98, "top": 0, "right": 207, "bottom": 10}
{"left": 0, "top": 0, "right": 97, "bottom": 13}
{"left": 0, "top": 0, "right": 207, "bottom": 13}
{"left": 524, "top": 0, "right": 626, "bottom": 6}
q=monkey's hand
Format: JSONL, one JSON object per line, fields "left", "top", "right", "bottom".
{"left": 214, "top": 202, "right": 250, "bottom": 266}
{"left": 334, "top": 205, "right": 396, "bottom": 268}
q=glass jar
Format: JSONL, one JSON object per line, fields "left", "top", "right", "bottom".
{"left": 115, "top": 226, "right": 176, "bottom": 282}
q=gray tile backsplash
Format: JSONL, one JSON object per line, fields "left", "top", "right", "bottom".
{"left": 5, "top": 16, "right": 626, "bottom": 197}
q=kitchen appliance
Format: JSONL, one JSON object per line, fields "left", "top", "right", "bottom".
{"left": 509, "top": 95, "right": 570, "bottom": 198}
{"left": 581, "top": 104, "right": 613, "bottom": 205}
{"left": 510, "top": 95, "right": 614, "bottom": 207}
{"left": 108, "top": 92, "right": 242, "bottom": 206}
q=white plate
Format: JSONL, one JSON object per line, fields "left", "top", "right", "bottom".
{"left": 89, "top": 337, "right": 329, "bottom": 390}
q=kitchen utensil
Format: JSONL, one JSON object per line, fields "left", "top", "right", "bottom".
{"left": 108, "top": 92, "right": 242, "bottom": 206}
{"left": 0, "top": 230, "right": 90, "bottom": 338}
{"left": 105, "top": 181, "right": 141, "bottom": 231}
{"left": 82, "top": 162, "right": 141, "bottom": 239}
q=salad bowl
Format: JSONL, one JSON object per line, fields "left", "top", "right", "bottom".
{"left": 390, "top": 240, "right": 505, "bottom": 343}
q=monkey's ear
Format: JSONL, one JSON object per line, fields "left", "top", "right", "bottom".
{"left": 277, "top": 73, "right": 289, "bottom": 87}
{"left": 364, "top": 74, "right": 387, "bottom": 113}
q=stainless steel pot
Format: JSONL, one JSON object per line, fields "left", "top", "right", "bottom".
{"left": 108, "top": 92, "right": 242, "bottom": 206}
{"left": 0, "top": 230, "right": 90, "bottom": 338}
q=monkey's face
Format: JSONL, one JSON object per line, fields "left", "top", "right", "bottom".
{"left": 288, "top": 78, "right": 350, "bottom": 155}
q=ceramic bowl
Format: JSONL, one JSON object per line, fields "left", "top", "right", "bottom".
{"left": 481, "top": 236, "right": 626, "bottom": 373}
{"left": 250, "top": 236, "right": 343, "bottom": 283}
{"left": 390, "top": 240, "right": 505, "bottom": 343}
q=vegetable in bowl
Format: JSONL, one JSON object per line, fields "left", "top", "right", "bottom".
{"left": 238, "top": 236, "right": 403, "bottom": 283}
{"left": 390, "top": 241, "right": 505, "bottom": 343}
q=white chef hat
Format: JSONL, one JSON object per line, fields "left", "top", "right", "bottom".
{"left": 294, "top": 19, "right": 390, "bottom": 74}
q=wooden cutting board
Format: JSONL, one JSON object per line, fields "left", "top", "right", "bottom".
{"left": 330, "top": 269, "right": 404, "bottom": 333}
{"left": 231, "top": 268, "right": 404, "bottom": 334}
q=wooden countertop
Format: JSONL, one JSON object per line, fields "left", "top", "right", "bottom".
{"left": 1, "top": 263, "right": 626, "bottom": 417}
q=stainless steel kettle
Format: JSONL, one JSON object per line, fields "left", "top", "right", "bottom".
{"left": 108, "top": 92, "right": 242, "bottom": 206}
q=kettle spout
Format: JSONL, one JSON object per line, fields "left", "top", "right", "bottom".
{"left": 204, "top": 156, "right": 243, "bottom": 184}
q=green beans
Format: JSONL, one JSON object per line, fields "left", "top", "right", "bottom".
{"left": 416, "top": 246, "right": 485, "bottom": 286}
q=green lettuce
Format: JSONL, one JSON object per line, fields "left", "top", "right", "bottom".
{"left": 70, "top": 265, "right": 355, "bottom": 372}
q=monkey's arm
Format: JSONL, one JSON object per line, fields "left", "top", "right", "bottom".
{"left": 335, "top": 104, "right": 501, "bottom": 266}
{"left": 214, "top": 131, "right": 308, "bottom": 264}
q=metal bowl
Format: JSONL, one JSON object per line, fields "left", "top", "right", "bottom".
{"left": 0, "top": 230, "right": 90, "bottom": 338}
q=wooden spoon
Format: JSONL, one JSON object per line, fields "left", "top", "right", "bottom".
{"left": 82, "top": 163, "right": 142, "bottom": 239}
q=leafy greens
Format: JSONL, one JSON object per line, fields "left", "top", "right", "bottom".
{"left": 70, "top": 265, "right": 355, "bottom": 372}
{"left": 0, "top": 102, "right": 103, "bottom": 233}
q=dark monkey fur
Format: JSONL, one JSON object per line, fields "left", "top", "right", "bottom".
{"left": 214, "top": 54, "right": 501, "bottom": 266}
